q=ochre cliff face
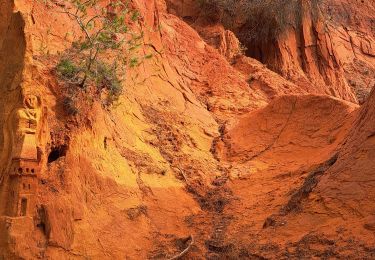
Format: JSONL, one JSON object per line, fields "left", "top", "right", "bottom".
{"left": 0, "top": 0, "right": 374, "bottom": 259}
{"left": 167, "top": 0, "right": 375, "bottom": 104}
{"left": 240, "top": 0, "right": 375, "bottom": 104}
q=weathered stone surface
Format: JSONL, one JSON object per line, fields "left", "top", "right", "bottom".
{"left": 167, "top": 0, "right": 375, "bottom": 104}
{"left": 0, "top": 0, "right": 374, "bottom": 259}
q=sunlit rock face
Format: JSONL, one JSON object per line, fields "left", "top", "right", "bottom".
{"left": 0, "top": 0, "right": 374, "bottom": 258}
{"left": 167, "top": 0, "right": 375, "bottom": 104}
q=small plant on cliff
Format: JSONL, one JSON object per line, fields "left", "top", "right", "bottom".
{"left": 199, "top": 0, "right": 322, "bottom": 41}
{"left": 54, "top": 0, "right": 151, "bottom": 106}
{"left": 57, "top": 59, "right": 78, "bottom": 79}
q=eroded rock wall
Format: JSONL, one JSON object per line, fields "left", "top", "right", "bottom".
{"left": 1, "top": 0, "right": 262, "bottom": 258}
{"left": 0, "top": 0, "right": 374, "bottom": 259}
{"left": 167, "top": 0, "right": 375, "bottom": 104}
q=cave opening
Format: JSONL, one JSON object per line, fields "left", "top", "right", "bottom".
{"left": 36, "top": 206, "right": 47, "bottom": 236}
{"left": 20, "top": 198, "right": 27, "bottom": 216}
{"left": 48, "top": 145, "right": 68, "bottom": 163}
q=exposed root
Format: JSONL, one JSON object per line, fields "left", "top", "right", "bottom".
{"left": 168, "top": 235, "right": 194, "bottom": 260}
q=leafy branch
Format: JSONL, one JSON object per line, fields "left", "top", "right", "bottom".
{"left": 52, "top": 0, "right": 152, "bottom": 107}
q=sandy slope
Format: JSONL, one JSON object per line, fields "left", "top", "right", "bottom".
{"left": 0, "top": 0, "right": 374, "bottom": 259}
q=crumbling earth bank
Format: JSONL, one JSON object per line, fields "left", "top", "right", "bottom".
{"left": 0, "top": 0, "right": 374, "bottom": 259}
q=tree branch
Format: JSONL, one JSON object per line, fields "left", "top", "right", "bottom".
{"left": 168, "top": 235, "right": 194, "bottom": 260}
{"left": 58, "top": 8, "right": 93, "bottom": 43}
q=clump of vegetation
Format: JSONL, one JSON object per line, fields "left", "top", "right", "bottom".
{"left": 52, "top": 0, "right": 152, "bottom": 109}
{"left": 199, "top": 0, "right": 322, "bottom": 41}
{"left": 199, "top": 0, "right": 296, "bottom": 38}
{"left": 57, "top": 59, "right": 78, "bottom": 79}
{"left": 198, "top": 0, "right": 323, "bottom": 68}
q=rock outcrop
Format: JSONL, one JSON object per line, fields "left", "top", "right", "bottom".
{"left": 240, "top": 0, "right": 375, "bottom": 104}
{"left": 0, "top": 0, "right": 374, "bottom": 258}
{"left": 219, "top": 89, "right": 375, "bottom": 259}
{"left": 167, "top": 0, "right": 375, "bottom": 104}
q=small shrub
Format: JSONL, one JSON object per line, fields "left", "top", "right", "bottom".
{"left": 200, "top": 0, "right": 323, "bottom": 41}
{"left": 56, "top": 59, "right": 78, "bottom": 79}
{"left": 48, "top": 0, "right": 153, "bottom": 107}
{"left": 199, "top": 0, "right": 323, "bottom": 67}
{"left": 95, "top": 62, "right": 123, "bottom": 103}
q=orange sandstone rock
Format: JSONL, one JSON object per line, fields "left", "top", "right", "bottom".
{"left": 0, "top": 0, "right": 374, "bottom": 258}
